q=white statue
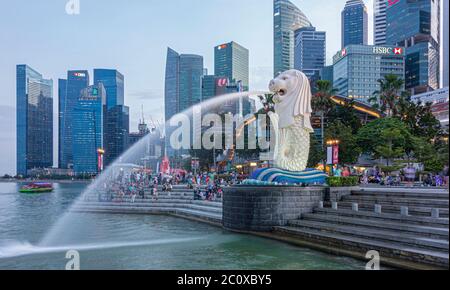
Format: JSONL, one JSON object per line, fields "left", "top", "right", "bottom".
{"left": 268, "top": 70, "right": 314, "bottom": 172}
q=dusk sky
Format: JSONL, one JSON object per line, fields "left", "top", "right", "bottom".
{"left": 0, "top": 0, "right": 375, "bottom": 175}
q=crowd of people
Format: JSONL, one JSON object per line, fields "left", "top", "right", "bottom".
{"left": 93, "top": 163, "right": 448, "bottom": 203}
{"left": 352, "top": 165, "right": 449, "bottom": 187}
{"left": 95, "top": 169, "right": 250, "bottom": 203}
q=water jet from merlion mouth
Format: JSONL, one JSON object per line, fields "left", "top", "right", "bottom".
{"left": 38, "top": 91, "right": 269, "bottom": 247}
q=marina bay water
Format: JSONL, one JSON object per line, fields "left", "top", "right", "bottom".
{"left": 0, "top": 182, "right": 365, "bottom": 270}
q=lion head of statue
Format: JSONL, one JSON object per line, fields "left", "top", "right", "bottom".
{"left": 268, "top": 69, "right": 313, "bottom": 130}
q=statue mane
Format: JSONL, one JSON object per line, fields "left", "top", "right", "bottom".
{"left": 274, "top": 70, "right": 313, "bottom": 131}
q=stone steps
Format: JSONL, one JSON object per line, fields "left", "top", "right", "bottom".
{"left": 313, "top": 208, "right": 449, "bottom": 228}
{"left": 288, "top": 219, "right": 449, "bottom": 252}
{"left": 73, "top": 205, "right": 222, "bottom": 223}
{"left": 342, "top": 195, "right": 449, "bottom": 208}
{"left": 326, "top": 201, "right": 449, "bottom": 218}
{"left": 353, "top": 190, "right": 449, "bottom": 200}
{"left": 76, "top": 200, "right": 222, "bottom": 213}
{"left": 274, "top": 226, "right": 449, "bottom": 269}
{"left": 299, "top": 213, "right": 449, "bottom": 240}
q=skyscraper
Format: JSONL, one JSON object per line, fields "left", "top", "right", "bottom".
{"left": 104, "top": 105, "right": 129, "bottom": 165}
{"left": 374, "top": 0, "right": 387, "bottom": 45}
{"left": 294, "top": 26, "right": 326, "bottom": 80}
{"left": 273, "top": 0, "right": 312, "bottom": 76}
{"left": 333, "top": 45, "right": 405, "bottom": 102}
{"left": 214, "top": 41, "right": 249, "bottom": 90}
{"left": 443, "top": 0, "right": 449, "bottom": 88}
{"left": 59, "top": 70, "right": 89, "bottom": 169}
{"left": 93, "top": 69, "right": 124, "bottom": 110}
{"left": 16, "top": 65, "right": 53, "bottom": 176}
{"left": 214, "top": 41, "right": 250, "bottom": 116}
{"left": 386, "top": 0, "right": 440, "bottom": 94}
{"left": 164, "top": 48, "right": 204, "bottom": 157}
{"left": 179, "top": 54, "right": 204, "bottom": 112}
{"left": 341, "top": 0, "right": 368, "bottom": 48}
{"left": 94, "top": 69, "right": 129, "bottom": 165}
{"left": 72, "top": 84, "right": 105, "bottom": 174}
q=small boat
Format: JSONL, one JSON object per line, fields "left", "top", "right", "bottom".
{"left": 19, "top": 182, "right": 54, "bottom": 193}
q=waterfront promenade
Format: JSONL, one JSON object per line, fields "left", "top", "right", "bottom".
{"left": 74, "top": 184, "right": 449, "bottom": 270}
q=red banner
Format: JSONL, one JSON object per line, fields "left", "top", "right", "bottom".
{"left": 332, "top": 145, "right": 339, "bottom": 165}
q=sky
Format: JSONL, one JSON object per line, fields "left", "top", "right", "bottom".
{"left": 0, "top": 0, "right": 375, "bottom": 175}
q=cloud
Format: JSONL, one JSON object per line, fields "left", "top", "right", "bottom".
{"left": 250, "top": 66, "right": 272, "bottom": 91}
{"left": 127, "top": 90, "right": 163, "bottom": 101}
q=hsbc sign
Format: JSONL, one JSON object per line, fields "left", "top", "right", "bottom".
{"left": 372, "top": 46, "right": 403, "bottom": 55}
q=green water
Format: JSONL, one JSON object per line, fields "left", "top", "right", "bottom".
{"left": 0, "top": 182, "right": 365, "bottom": 270}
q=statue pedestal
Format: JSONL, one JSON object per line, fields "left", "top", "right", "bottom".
{"left": 223, "top": 185, "right": 326, "bottom": 232}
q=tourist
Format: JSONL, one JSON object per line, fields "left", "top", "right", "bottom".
{"left": 342, "top": 167, "right": 350, "bottom": 177}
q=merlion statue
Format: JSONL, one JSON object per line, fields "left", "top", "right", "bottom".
{"left": 268, "top": 69, "right": 314, "bottom": 172}
{"left": 247, "top": 69, "right": 326, "bottom": 185}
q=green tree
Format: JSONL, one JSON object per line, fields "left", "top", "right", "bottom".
{"left": 412, "top": 137, "right": 445, "bottom": 173}
{"left": 325, "top": 120, "right": 361, "bottom": 164}
{"left": 398, "top": 99, "right": 441, "bottom": 140}
{"left": 356, "top": 118, "right": 413, "bottom": 163}
{"left": 312, "top": 80, "right": 337, "bottom": 163}
{"left": 369, "top": 74, "right": 405, "bottom": 117}
{"left": 328, "top": 99, "right": 363, "bottom": 134}
{"left": 307, "top": 133, "right": 324, "bottom": 168}
{"left": 374, "top": 128, "right": 407, "bottom": 166}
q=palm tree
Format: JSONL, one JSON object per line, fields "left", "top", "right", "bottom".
{"left": 370, "top": 74, "right": 405, "bottom": 117}
{"left": 312, "top": 80, "right": 337, "bottom": 165}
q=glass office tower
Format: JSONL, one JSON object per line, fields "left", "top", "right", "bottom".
{"left": 59, "top": 70, "right": 89, "bottom": 169}
{"left": 374, "top": 0, "right": 387, "bottom": 45}
{"left": 214, "top": 41, "right": 249, "bottom": 90}
{"left": 341, "top": 0, "right": 368, "bottom": 48}
{"left": 164, "top": 47, "right": 204, "bottom": 158}
{"left": 274, "top": 0, "right": 312, "bottom": 76}
{"left": 72, "top": 84, "right": 105, "bottom": 174}
{"left": 16, "top": 65, "right": 53, "bottom": 176}
{"left": 333, "top": 45, "right": 405, "bottom": 102}
{"left": 104, "top": 105, "right": 129, "bottom": 165}
{"left": 93, "top": 69, "right": 124, "bottom": 110}
{"left": 94, "top": 69, "right": 129, "bottom": 165}
{"left": 386, "top": 0, "right": 440, "bottom": 94}
{"left": 294, "top": 26, "right": 326, "bottom": 80}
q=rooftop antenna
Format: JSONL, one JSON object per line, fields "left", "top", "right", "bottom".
{"left": 141, "top": 104, "right": 145, "bottom": 124}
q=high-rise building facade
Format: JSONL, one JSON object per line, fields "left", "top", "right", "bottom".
{"left": 179, "top": 54, "right": 204, "bottom": 112}
{"left": 320, "top": 65, "right": 334, "bottom": 84}
{"left": 274, "top": 0, "right": 312, "bottom": 76}
{"left": 443, "top": 0, "right": 449, "bottom": 88}
{"left": 16, "top": 65, "right": 53, "bottom": 176}
{"left": 164, "top": 48, "right": 204, "bottom": 157}
{"left": 94, "top": 69, "right": 124, "bottom": 110}
{"left": 72, "top": 84, "right": 105, "bottom": 174}
{"left": 341, "top": 0, "right": 368, "bottom": 48}
{"left": 59, "top": 70, "right": 89, "bottom": 169}
{"left": 214, "top": 41, "right": 249, "bottom": 90}
{"left": 386, "top": 0, "right": 440, "bottom": 94}
{"left": 294, "top": 26, "right": 326, "bottom": 80}
{"left": 374, "top": 0, "right": 387, "bottom": 45}
{"left": 94, "top": 69, "right": 129, "bottom": 165}
{"left": 333, "top": 45, "right": 405, "bottom": 102}
{"left": 104, "top": 105, "right": 129, "bottom": 165}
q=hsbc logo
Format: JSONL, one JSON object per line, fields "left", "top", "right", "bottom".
{"left": 341, "top": 49, "right": 347, "bottom": 57}
{"left": 372, "top": 46, "right": 403, "bottom": 55}
{"left": 216, "top": 78, "right": 228, "bottom": 87}
{"left": 394, "top": 47, "right": 403, "bottom": 55}
{"left": 388, "top": 0, "right": 400, "bottom": 6}
{"left": 373, "top": 47, "right": 392, "bottom": 54}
